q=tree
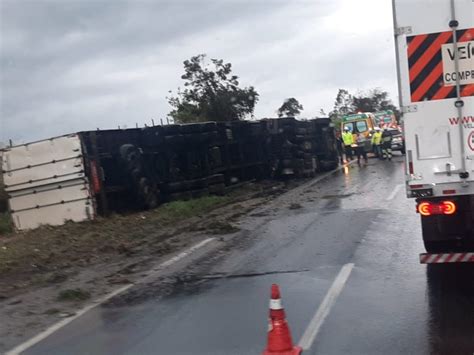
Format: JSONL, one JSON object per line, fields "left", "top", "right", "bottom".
{"left": 352, "top": 88, "right": 397, "bottom": 113}
{"left": 329, "top": 88, "right": 400, "bottom": 125}
{"left": 277, "top": 98, "right": 303, "bottom": 117}
{"left": 331, "top": 89, "right": 354, "bottom": 117}
{"left": 352, "top": 88, "right": 401, "bottom": 121}
{"left": 167, "top": 54, "right": 259, "bottom": 123}
{"left": 328, "top": 89, "right": 354, "bottom": 128}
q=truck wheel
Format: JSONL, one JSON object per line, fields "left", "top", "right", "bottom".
{"left": 423, "top": 241, "right": 449, "bottom": 253}
{"left": 421, "top": 216, "right": 441, "bottom": 252}
{"left": 120, "top": 144, "right": 142, "bottom": 172}
{"left": 138, "top": 177, "right": 159, "bottom": 209}
{"left": 421, "top": 216, "right": 458, "bottom": 252}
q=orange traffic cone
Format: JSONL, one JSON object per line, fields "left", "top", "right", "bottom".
{"left": 262, "top": 284, "right": 303, "bottom": 355}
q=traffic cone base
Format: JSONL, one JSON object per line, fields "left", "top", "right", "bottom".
{"left": 262, "top": 345, "right": 303, "bottom": 355}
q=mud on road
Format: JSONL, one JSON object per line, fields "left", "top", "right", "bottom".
{"left": 0, "top": 178, "right": 306, "bottom": 353}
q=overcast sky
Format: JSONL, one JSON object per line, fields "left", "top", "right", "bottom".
{"left": 0, "top": 0, "right": 398, "bottom": 143}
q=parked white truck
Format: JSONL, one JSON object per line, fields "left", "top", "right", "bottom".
{"left": 393, "top": 0, "right": 474, "bottom": 263}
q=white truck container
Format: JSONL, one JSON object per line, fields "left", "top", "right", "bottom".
{"left": 393, "top": 0, "right": 474, "bottom": 261}
{"left": 1, "top": 134, "right": 95, "bottom": 230}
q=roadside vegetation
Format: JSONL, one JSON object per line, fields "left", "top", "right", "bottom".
{"left": 0, "top": 194, "right": 236, "bottom": 303}
{"left": 57, "top": 288, "right": 91, "bottom": 302}
{"left": 158, "top": 196, "right": 229, "bottom": 222}
{"left": 0, "top": 195, "right": 229, "bottom": 275}
{"left": 0, "top": 213, "right": 12, "bottom": 235}
{"left": 0, "top": 177, "right": 284, "bottom": 304}
{"left": 0, "top": 175, "right": 11, "bottom": 235}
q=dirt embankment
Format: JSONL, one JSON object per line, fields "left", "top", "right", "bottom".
{"left": 0, "top": 181, "right": 288, "bottom": 298}
{"left": 0, "top": 179, "right": 293, "bottom": 352}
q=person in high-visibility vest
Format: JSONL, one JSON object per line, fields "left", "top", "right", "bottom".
{"left": 371, "top": 127, "right": 383, "bottom": 158}
{"left": 342, "top": 127, "right": 354, "bottom": 161}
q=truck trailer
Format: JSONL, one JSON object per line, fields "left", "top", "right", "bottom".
{"left": 392, "top": 0, "right": 474, "bottom": 262}
{"left": 1, "top": 118, "right": 339, "bottom": 231}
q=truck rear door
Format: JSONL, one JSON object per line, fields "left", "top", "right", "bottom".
{"left": 393, "top": 0, "right": 474, "bottom": 192}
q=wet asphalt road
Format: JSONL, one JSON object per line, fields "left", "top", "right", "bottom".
{"left": 22, "top": 156, "right": 474, "bottom": 355}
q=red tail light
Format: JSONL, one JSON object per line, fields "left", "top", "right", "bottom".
{"left": 443, "top": 201, "right": 456, "bottom": 215}
{"left": 418, "top": 202, "right": 431, "bottom": 216}
{"left": 417, "top": 201, "right": 457, "bottom": 216}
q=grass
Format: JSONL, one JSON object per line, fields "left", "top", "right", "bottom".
{"left": 0, "top": 195, "right": 229, "bottom": 278}
{"left": 158, "top": 196, "right": 229, "bottom": 222}
{"left": 0, "top": 175, "right": 10, "bottom": 235}
{"left": 0, "top": 212, "right": 12, "bottom": 235}
{"left": 57, "top": 288, "right": 91, "bottom": 302}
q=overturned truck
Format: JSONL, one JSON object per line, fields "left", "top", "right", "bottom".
{"left": 1, "top": 117, "right": 338, "bottom": 230}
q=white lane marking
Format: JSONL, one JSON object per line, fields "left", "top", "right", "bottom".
{"left": 153, "top": 238, "right": 215, "bottom": 270}
{"left": 386, "top": 183, "right": 404, "bottom": 201}
{"left": 298, "top": 263, "right": 355, "bottom": 350}
{"left": 5, "top": 237, "right": 215, "bottom": 355}
{"left": 5, "top": 284, "right": 132, "bottom": 355}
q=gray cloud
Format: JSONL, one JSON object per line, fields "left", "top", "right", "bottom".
{"left": 0, "top": 0, "right": 397, "bottom": 143}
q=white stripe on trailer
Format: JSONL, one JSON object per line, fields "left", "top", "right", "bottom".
{"left": 420, "top": 252, "right": 474, "bottom": 264}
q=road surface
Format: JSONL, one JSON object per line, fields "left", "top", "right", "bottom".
{"left": 18, "top": 155, "right": 474, "bottom": 355}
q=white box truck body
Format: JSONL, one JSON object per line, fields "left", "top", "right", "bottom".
{"left": 1, "top": 134, "right": 95, "bottom": 230}
{"left": 393, "top": 0, "right": 474, "bottom": 261}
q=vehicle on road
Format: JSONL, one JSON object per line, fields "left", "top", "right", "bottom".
{"left": 393, "top": 0, "right": 474, "bottom": 255}
{"left": 341, "top": 112, "right": 376, "bottom": 152}
{"left": 374, "top": 110, "right": 399, "bottom": 129}
{"left": 1, "top": 118, "right": 338, "bottom": 231}
{"left": 386, "top": 128, "right": 405, "bottom": 155}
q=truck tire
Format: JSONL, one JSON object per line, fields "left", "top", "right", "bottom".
{"left": 138, "top": 177, "right": 159, "bottom": 209}
{"left": 119, "top": 144, "right": 159, "bottom": 210}
{"left": 421, "top": 215, "right": 461, "bottom": 252}
{"left": 423, "top": 240, "right": 449, "bottom": 253}
{"left": 421, "top": 216, "right": 443, "bottom": 252}
{"left": 120, "top": 144, "right": 142, "bottom": 172}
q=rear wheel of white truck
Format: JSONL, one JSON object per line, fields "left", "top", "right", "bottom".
{"left": 421, "top": 215, "right": 472, "bottom": 253}
{"left": 421, "top": 217, "right": 446, "bottom": 253}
